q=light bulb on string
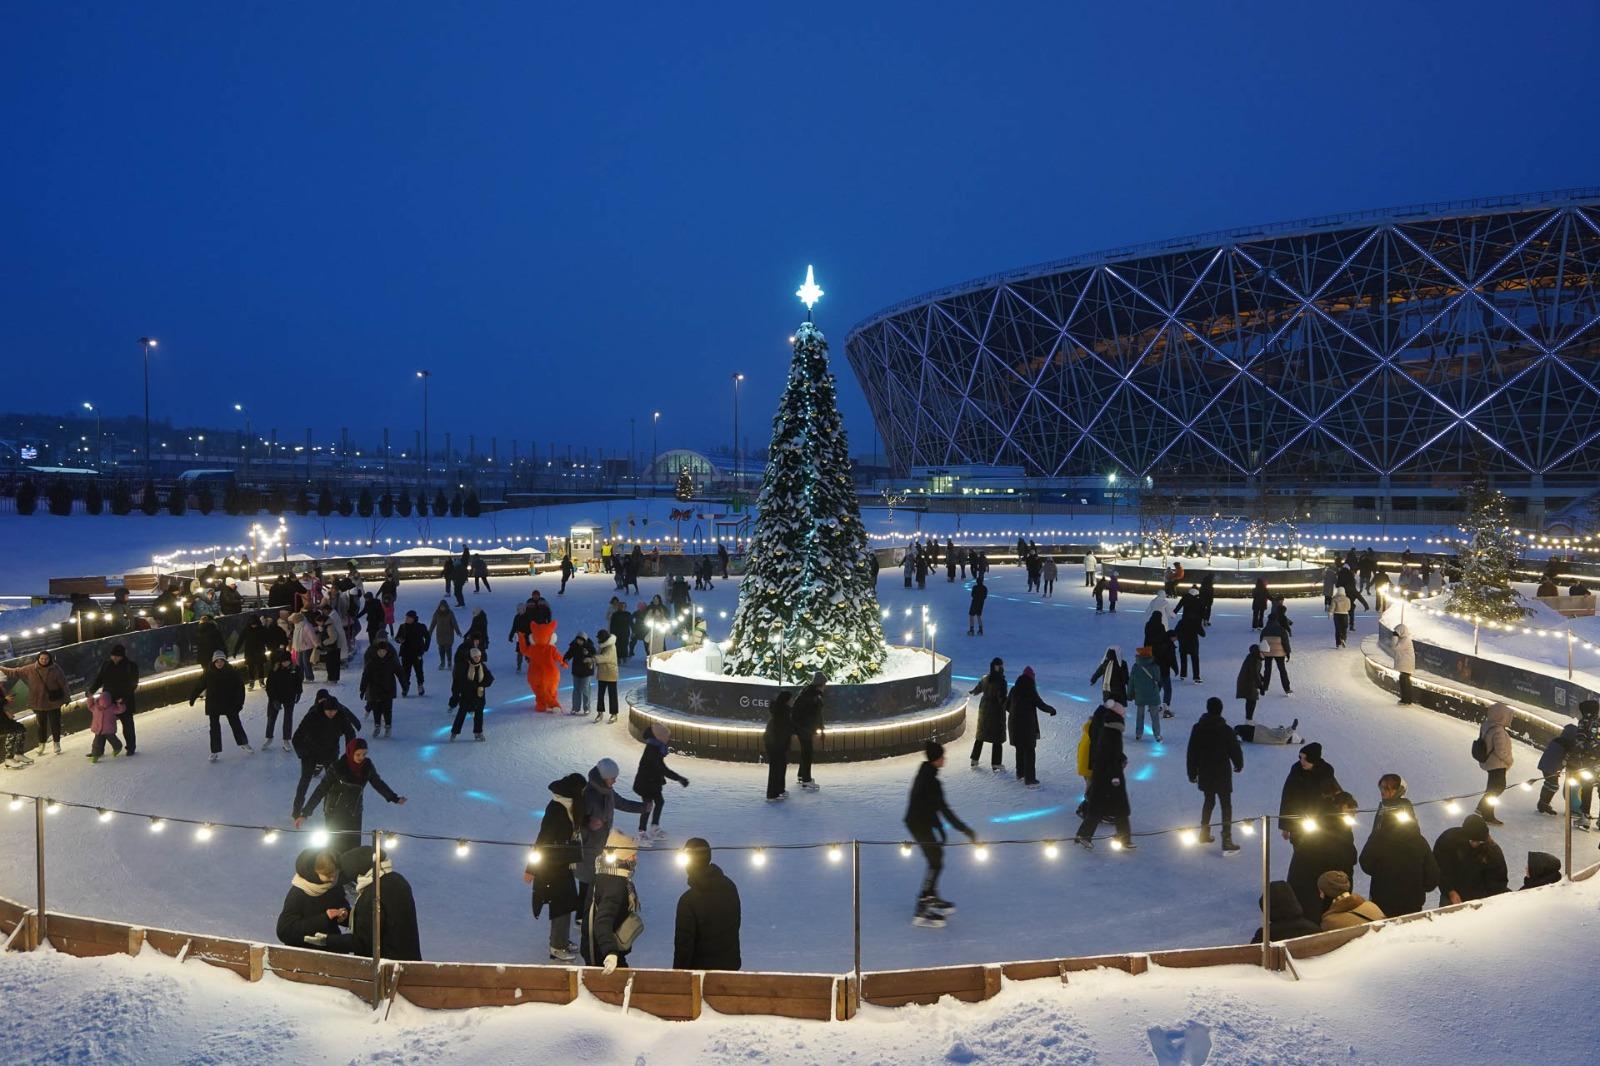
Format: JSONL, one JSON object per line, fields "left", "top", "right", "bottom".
{"left": 309, "top": 828, "right": 329, "bottom": 847}
{"left": 195, "top": 824, "right": 214, "bottom": 842}
{"left": 899, "top": 843, "right": 913, "bottom": 858}
{"left": 262, "top": 828, "right": 279, "bottom": 845}
{"left": 149, "top": 817, "right": 165, "bottom": 833}
{"left": 97, "top": 809, "right": 114, "bottom": 823}
{"left": 751, "top": 849, "right": 767, "bottom": 868}
{"left": 827, "top": 845, "right": 844, "bottom": 864}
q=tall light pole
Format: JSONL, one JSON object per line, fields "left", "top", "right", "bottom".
{"left": 651, "top": 411, "right": 660, "bottom": 497}
{"left": 732, "top": 373, "right": 744, "bottom": 493}
{"left": 416, "top": 370, "right": 431, "bottom": 487}
{"left": 139, "top": 337, "right": 158, "bottom": 478}
{"left": 81, "top": 402, "right": 100, "bottom": 470}
{"left": 233, "top": 403, "right": 252, "bottom": 477}
{"left": 629, "top": 416, "right": 637, "bottom": 485}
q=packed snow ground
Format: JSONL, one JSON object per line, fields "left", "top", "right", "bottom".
{"left": 0, "top": 556, "right": 1573, "bottom": 974}
{"left": 0, "top": 868, "right": 1593, "bottom": 1065}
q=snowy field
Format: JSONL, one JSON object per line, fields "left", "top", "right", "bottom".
{"left": 1380, "top": 585, "right": 1600, "bottom": 691}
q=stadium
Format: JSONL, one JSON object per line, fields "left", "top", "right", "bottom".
{"left": 844, "top": 189, "right": 1600, "bottom": 521}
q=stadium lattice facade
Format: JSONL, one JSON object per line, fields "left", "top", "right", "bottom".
{"left": 845, "top": 190, "right": 1600, "bottom": 514}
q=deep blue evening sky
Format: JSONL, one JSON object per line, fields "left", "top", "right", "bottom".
{"left": 4, "top": 2, "right": 1597, "bottom": 462}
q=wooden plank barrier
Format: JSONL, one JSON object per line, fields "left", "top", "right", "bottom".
{"left": 1147, "top": 944, "right": 1264, "bottom": 970}
{"left": 701, "top": 971, "right": 840, "bottom": 1022}
{"left": 1001, "top": 952, "right": 1149, "bottom": 983}
{"left": 45, "top": 913, "right": 143, "bottom": 959}
{"left": 396, "top": 961, "right": 580, "bottom": 1010}
{"left": 141, "top": 926, "right": 263, "bottom": 982}
{"left": 862, "top": 964, "right": 1002, "bottom": 1007}
{"left": 265, "top": 946, "right": 378, "bottom": 1000}
{"left": 0, "top": 896, "right": 31, "bottom": 951}
{"left": 583, "top": 968, "right": 701, "bottom": 1020}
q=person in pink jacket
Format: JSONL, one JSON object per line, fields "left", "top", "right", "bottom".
{"left": 86, "top": 690, "right": 125, "bottom": 762}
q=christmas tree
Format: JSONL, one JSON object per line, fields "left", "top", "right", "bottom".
{"left": 1447, "top": 480, "right": 1527, "bottom": 623}
{"left": 724, "top": 269, "right": 886, "bottom": 684}
{"left": 676, "top": 467, "right": 694, "bottom": 502}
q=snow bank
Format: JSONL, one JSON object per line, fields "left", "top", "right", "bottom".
{"left": 1381, "top": 587, "right": 1600, "bottom": 689}
{"left": 651, "top": 643, "right": 944, "bottom": 685}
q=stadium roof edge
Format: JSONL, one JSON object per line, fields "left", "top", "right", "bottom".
{"left": 845, "top": 186, "right": 1600, "bottom": 340}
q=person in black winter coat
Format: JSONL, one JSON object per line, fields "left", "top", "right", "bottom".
{"left": 1006, "top": 667, "right": 1057, "bottom": 787}
{"left": 1250, "top": 579, "right": 1270, "bottom": 630}
{"left": 1174, "top": 592, "right": 1206, "bottom": 682}
{"left": 1090, "top": 647, "right": 1129, "bottom": 706}
{"left": 276, "top": 848, "right": 352, "bottom": 953}
{"left": 234, "top": 615, "right": 271, "bottom": 689}
{"left": 673, "top": 837, "right": 742, "bottom": 970}
{"left": 791, "top": 674, "right": 826, "bottom": 789}
{"left": 1359, "top": 798, "right": 1440, "bottom": 917}
{"left": 632, "top": 722, "right": 690, "bottom": 837}
{"left": 1522, "top": 851, "right": 1562, "bottom": 889}
{"left": 1235, "top": 645, "right": 1265, "bottom": 721}
{"left": 585, "top": 831, "right": 643, "bottom": 970}
{"left": 264, "top": 649, "right": 303, "bottom": 749}
{"left": 1198, "top": 573, "right": 1215, "bottom": 626}
{"left": 1287, "top": 791, "right": 1358, "bottom": 921}
{"left": 296, "top": 737, "right": 407, "bottom": 859}
{"left": 290, "top": 691, "right": 362, "bottom": 819}
{"left": 1433, "top": 814, "right": 1509, "bottom": 906}
{"left": 1250, "top": 880, "right": 1321, "bottom": 943}
{"left": 1186, "top": 697, "right": 1244, "bottom": 852}
{"left": 1279, "top": 742, "right": 1339, "bottom": 844}
{"left": 967, "top": 579, "right": 988, "bottom": 635}
{"left": 526, "top": 773, "right": 586, "bottom": 961}
{"left": 764, "top": 692, "right": 794, "bottom": 801}
{"left": 1143, "top": 610, "right": 1176, "bottom": 709}
{"left": 1075, "top": 704, "right": 1133, "bottom": 849}
{"left": 360, "top": 642, "right": 403, "bottom": 736}
{"left": 341, "top": 846, "right": 421, "bottom": 962}
{"left": 969, "top": 658, "right": 1008, "bottom": 770}
{"left": 362, "top": 594, "right": 387, "bottom": 644}
{"left": 394, "top": 611, "right": 430, "bottom": 696}
{"left": 904, "top": 741, "right": 977, "bottom": 924}
{"left": 194, "top": 615, "right": 227, "bottom": 668}
{"left": 608, "top": 603, "right": 635, "bottom": 663}
{"left": 188, "top": 653, "right": 252, "bottom": 759}
{"left": 449, "top": 647, "right": 495, "bottom": 739}
{"left": 90, "top": 644, "right": 140, "bottom": 755}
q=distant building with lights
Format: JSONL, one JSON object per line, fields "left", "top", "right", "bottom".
{"left": 845, "top": 189, "right": 1600, "bottom": 522}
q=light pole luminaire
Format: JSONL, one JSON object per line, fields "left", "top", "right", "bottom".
{"left": 139, "top": 337, "right": 157, "bottom": 478}
{"left": 233, "top": 403, "right": 251, "bottom": 476}
{"left": 417, "top": 370, "right": 431, "bottom": 487}
{"left": 81, "top": 402, "right": 100, "bottom": 470}
{"left": 732, "top": 373, "right": 744, "bottom": 493}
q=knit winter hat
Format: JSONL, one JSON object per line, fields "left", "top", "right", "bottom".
{"left": 1021, "top": 666, "right": 1035, "bottom": 679}
{"left": 651, "top": 722, "right": 670, "bottom": 743}
{"left": 1317, "top": 871, "right": 1351, "bottom": 899}
{"left": 1204, "top": 697, "right": 1223, "bottom": 716}
{"left": 110, "top": 644, "right": 126, "bottom": 657}
{"left": 1299, "top": 742, "right": 1322, "bottom": 762}
{"left": 596, "top": 757, "right": 620, "bottom": 780}
{"left": 469, "top": 647, "right": 482, "bottom": 662}
{"left": 211, "top": 651, "right": 227, "bottom": 662}
{"left": 924, "top": 740, "right": 945, "bottom": 761}
{"left": 1461, "top": 813, "right": 1490, "bottom": 842}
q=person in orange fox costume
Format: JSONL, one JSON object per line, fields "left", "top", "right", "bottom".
{"left": 517, "top": 620, "right": 566, "bottom": 711}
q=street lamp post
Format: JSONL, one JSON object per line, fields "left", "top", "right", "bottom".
{"left": 629, "top": 417, "right": 637, "bottom": 486}
{"left": 416, "top": 370, "right": 431, "bottom": 487}
{"left": 651, "top": 411, "right": 660, "bottom": 497}
{"left": 233, "top": 403, "right": 252, "bottom": 477}
{"left": 732, "top": 373, "right": 744, "bottom": 493}
{"left": 81, "top": 402, "right": 100, "bottom": 470}
{"left": 139, "top": 337, "right": 158, "bottom": 478}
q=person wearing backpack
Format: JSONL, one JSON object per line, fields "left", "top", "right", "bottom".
{"left": 1474, "top": 703, "right": 1514, "bottom": 825}
{"left": 564, "top": 632, "right": 598, "bottom": 717}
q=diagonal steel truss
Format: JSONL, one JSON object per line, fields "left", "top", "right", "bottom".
{"left": 845, "top": 192, "right": 1600, "bottom": 486}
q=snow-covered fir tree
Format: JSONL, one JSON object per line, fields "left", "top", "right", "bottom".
{"left": 675, "top": 467, "right": 694, "bottom": 502}
{"left": 724, "top": 320, "right": 886, "bottom": 683}
{"left": 1447, "top": 480, "right": 1527, "bottom": 623}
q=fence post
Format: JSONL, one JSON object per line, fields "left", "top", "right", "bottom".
{"left": 1258, "top": 815, "right": 1271, "bottom": 970}
{"left": 1568, "top": 627, "right": 1574, "bottom": 681}
{"left": 1565, "top": 779, "right": 1574, "bottom": 883}
{"left": 371, "top": 829, "right": 384, "bottom": 1008}
{"left": 852, "top": 839, "right": 862, "bottom": 1012}
{"left": 1473, "top": 622, "right": 1480, "bottom": 656}
{"left": 34, "top": 793, "right": 46, "bottom": 941}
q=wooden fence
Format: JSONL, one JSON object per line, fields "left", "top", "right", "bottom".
{"left": 5, "top": 856, "right": 1594, "bottom": 1021}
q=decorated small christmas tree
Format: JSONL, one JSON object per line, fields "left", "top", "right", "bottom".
{"left": 724, "top": 268, "right": 886, "bottom": 683}
{"left": 676, "top": 467, "right": 694, "bottom": 502}
{"left": 1447, "top": 480, "right": 1527, "bottom": 623}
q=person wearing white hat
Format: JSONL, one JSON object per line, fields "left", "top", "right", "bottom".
{"left": 188, "top": 651, "right": 254, "bottom": 762}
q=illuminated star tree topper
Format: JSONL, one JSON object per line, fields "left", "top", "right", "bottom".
{"left": 795, "top": 264, "right": 824, "bottom": 319}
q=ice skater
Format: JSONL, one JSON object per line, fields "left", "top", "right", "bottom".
{"left": 904, "top": 741, "right": 977, "bottom": 927}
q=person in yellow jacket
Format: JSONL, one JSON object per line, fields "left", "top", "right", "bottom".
{"left": 1075, "top": 718, "right": 1093, "bottom": 816}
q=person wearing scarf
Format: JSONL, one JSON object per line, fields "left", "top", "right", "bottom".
{"left": 295, "top": 737, "right": 406, "bottom": 859}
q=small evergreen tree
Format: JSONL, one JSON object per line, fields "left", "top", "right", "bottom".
{"left": 378, "top": 489, "right": 394, "bottom": 518}
{"left": 676, "top": 468, "right": 694, "bottom": 501}
{"left": 110, "top": 482, "right": 132, "bottom": 515}
{"left": 294, "top": 489, "right": 311, "bottom": 515}
{"left": 15, "top": 480, "right": 39, "bottom": 515}
{"left": 415, "top": 490, "right": 429, "bottom": 517}
{"left": 463, "top": 490, "right": 481, "bottom": 517}
{"left": 316, "top": 487, "right": 335, "bottom": 517}
{"left": 48, "top": 480, "right": 74, "bottom": 516}
{"left": 338, "top": 492, "right": 354, "bottom": 517}
{"left": 434, "top": 489, "right": 449, "bottom": 516}
{"left": 196, "top": 485, "right": 215, "bottom": 515}
{"left": 358, "top": 487, "right": 374, "bottom": 518}
{"left": 266, "top": 487, "right": 286, "bottom": 515}
{"left": 85, "top": 481, "right": 104, "bottom": 515}
{"left": 1447, "top": 480, "right": 1527, "bottom": 623}
{"left": 223, "top": 485, "right": 242, "bottom": 515}
{"left": 140, "top": 480, "right": 161, "bottom": 515}
{"left": 397, "top": 489, "right": 413, "bottom": 517}
{"left": 449, "top": 491, "right": 463, "bottom": 517}
{"left": 166, "top": 485, "right": 187, "bottom": 515}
